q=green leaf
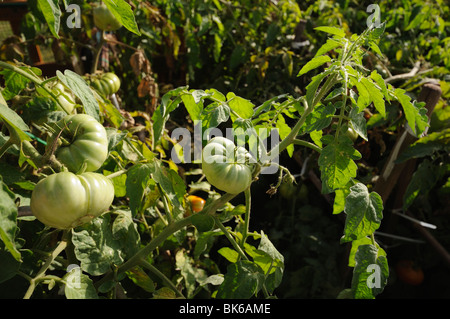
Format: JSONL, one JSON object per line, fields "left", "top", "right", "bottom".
{"left": 125, "top": 163, "right": 154, "bottom": 216}
{"left": 37, "top": 0, "right": 61, "bottom": 38}
{"left": 175, "top": 250, "right": 207, "bottom": 298}
{"left": 181, "top": 90, "right": 206, "bottom": 121}
{"left": 126, "top": 266, "right": 155, "bottom": 293}
{"left": 152, "top": 87, "right": 186, "bottom": 144}
{"left": 318, "top": 135, "right": 361, "bottom": 193}
{"left": 0, "top": 179, "right": 21, "bottom": 262}
{"left": 370, "top": 70, "right": 390, "bottom": 102}
{"left": 152, "top": 161, "right": 186, "bottom": 220}
{"left": 393, "top": 88, "right": 429, "bottom": 137}
{"left": 297, "top": 55, "right": 331, "bottom": 77}
{"left": 111, "top": 210, "right": 141, "bottom": 258}
{"left": 0, "top": 67, "right": 35, "bottom": 100}
{"left": 349, "top": 108, "right": 368, "bottom": 141}
{"left": 351, "top": 244, "right": 389, "bottom": 299}
{"left": 64, "top": 266, "right": 99, "bottom": 299}
{"left": 396, "top": 128, "right": 450, "bottom": 163}
{"left": 103, "top": 0, "right": 141, "bottom": 35}
{"left": 402, "top": 159, "right": 439, "bottom": 211}
{"left": 218, "top": 247, "right": 239, "bottom": 263}
{"left": 71, "top": 214, "right": 124, "bottom": 276}
{"left": 0, "top": 103, "right": 32, "bottom": 144}
{"left": 191, "top": 212, "right": 215, "bottom": 232}
{"left": 361, "top": 77, "right": 385, "bottom": 117}
{"left": 226, "top": 92, "right": 254, "bottom": 120}
{"left": 201, "top": 101, "right": 230, "bottom": 130}
{"left": 301, "top": 103, "right": 336, "bottom": 134}
{"left": 315, "top": 38, "right": 342, "bottom": 57}
{"left": 341, "top": 183, "right": 383, "bottom": 243}
{"left": 333, "top": 186, "right": 351, "bottom": 215}
{"left": 314, "top": 26, "right": 346, "bottom": 38}
{"left": 305, "top": 69, "right": 333, "bottom": 109}
{"left": 56, "top": 70, "right": 99, "bottom": 120}
{"left": 216, "top": 260, "right": 265, "bottom": 299}
{"left": 348, "top": 237, "right": 386, "bottom": 267}
{"left": 0, "top": 247, "right": 21, "bottom": 284}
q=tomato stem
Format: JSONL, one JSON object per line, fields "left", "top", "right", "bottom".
{"left": 140, "top": 259, "right": 185, "bottom": 298}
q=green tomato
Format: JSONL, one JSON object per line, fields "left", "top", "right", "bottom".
{"left": 47, "top": 81, "right": 76, "bottom": 114}
{"left": 47, "top": 114, "right": 109, "bottom": 173}
{"left": 202, "top": 137, "right": 254, "bottom": 194}
{"left": 30, "top": 172, "right": 114, "bottom": 229}
{"left": 90, "top": 73, "right": 121, "bottom": 96}
{"left": 93, "top": 4, "right": 122, "bottom": 31}
{"left": 102, "top": 72, "right": 121, "bottom": 94}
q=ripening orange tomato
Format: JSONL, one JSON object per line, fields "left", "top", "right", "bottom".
{"left": 395, "top": 260, "right": 424, "bottom": 286}
{"left": 187, "top": 195, "right": 206, "bottom": 213}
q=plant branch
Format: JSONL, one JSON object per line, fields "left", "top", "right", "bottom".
{"left": 140, "top": 259, "right": 185, "bottom": 298}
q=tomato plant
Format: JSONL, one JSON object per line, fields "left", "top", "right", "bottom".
{"left": 0, "top": 0, "right": 448, "bottom": 302}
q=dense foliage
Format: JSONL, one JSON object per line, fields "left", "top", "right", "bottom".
{"left": 0, "top": 0, "right": 448, "bottom": 300}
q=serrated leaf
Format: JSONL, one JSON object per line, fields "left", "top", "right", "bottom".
{"left": 301, "top": 103, "right": 336, "bottom": 134}
{"left": 218, "top": 247, "right": 239, "bottom": 263}
{"left": 126, "top": 266, "right": 155, "bottom": 293}
{"left": 0, "top": 103, "right": 32, "bottom": 144}
{"left": 349, "top": 108, "right": 368, "bottom": 141}
{"left": 403, "top": 159, "right": 439, "bottom": 211}
{"left": 201, "top": 101, "right": 230, "bottom": 131}
{"left": 71, "top": 214, "right": 124, "bottom": 276}
{"left": 226, "top": 92, "right": 254, "bottom": 119}
{"left": 216, "top": 260, "right": 265, "bottom": 299}
{"left": 348, "top": 237, "right": 386, "bottom": 267}
{"left": 37, "top": 0, "right": 61, "bottom": 38}
{"left": 333, "top": 186, "right": 351, "bottom": 215}
{"left": 181, "top": 90, "right": 204, "bottom": 121}
{"left": 0, "top": 179, "right": 21, "bottom": 262}
{"left": 112, "top": 210, "right": 141, "bottom": 257}
{"left": 361, "top": 77, "right": 385, "bottom": 117}
{"left": 314, "top": 26, "right": 346, "bottom": 38}
{"left": 152, "top": 161, "right": 186, "bottom": 220}
{"left": 315, "top": 38, "right": 342, "bottom": 57}
{"left": 56, "top": 70, "right": 99, "bottom": 120}
{"left": 396, "top": 128, "right": 450, "bottom": 162}
{"left": 152, "top": 87, "right": 186, "bottom": 144}
{"left": 175, "top": 250, "right": 207, "bottom": 298}
{"left": 64, "top": 267, "right": 99, "bottom": 299}
{"left": 318, "top": 136, "right": 361, "bottom": 193}
{"left": 297, "top": 55, "right": 331, "bottom": 77}
{"left": 370, "top": 70, "right": 390, "bottom": 102}
{"left": 351, "top": 244, "right": 389, "bottom": 299}
{"left": 305, "top": 69, "right": 333, "bottom": 109}
{"left": 126, "top": 163, "right": 154, "bottom": 216}
{"left": 103, "top": 0, "right": 141, "bottom": 35}
{"left": 394, "top": 88, "right": 429, "bottom": 137}
{"left": 341, "top": 183, "right": 383, "bottom": 243}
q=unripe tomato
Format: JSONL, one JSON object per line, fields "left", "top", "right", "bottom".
{"left": 93, "top": 4, "right": 122, "bottom": 31}
{"left": 202, "top": 137, "right": 254, "bottom": 194}
{"left": 89, "top": 72, "right": 121, "bottom": 96}
{"left": 46, "top": 81, "right": 76, "bottom": 114}
{"left": 187, "top": 195, "right": 206, "bottom": 213}
{"left": 395, "top": 260, "right": 424, "bottom": 286}
{"left": 47, "top": 114, "right": 109, "bottom": 173}
{"left": 102, "top": 72, "right": 121, "bottom": 94}
{"left": 30, "top": 172, "right": 114, "bottom": 229}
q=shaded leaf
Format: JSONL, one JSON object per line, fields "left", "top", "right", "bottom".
{"left": 341, "top": 183, "right": 383, "bottom": 243}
